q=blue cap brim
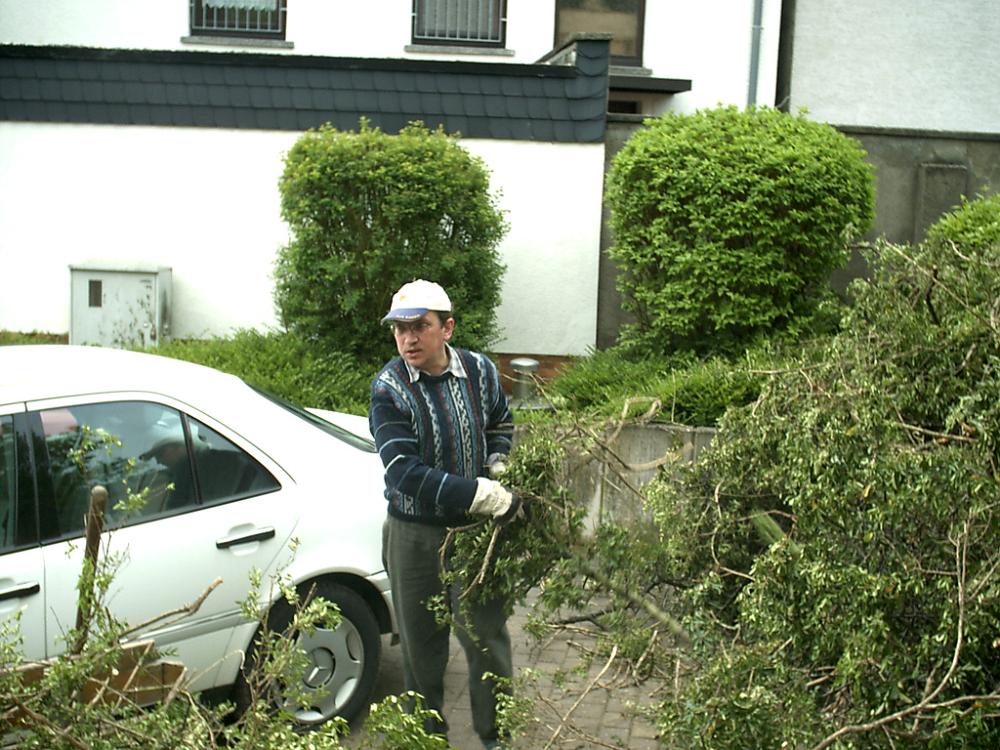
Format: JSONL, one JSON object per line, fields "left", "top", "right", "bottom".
{"left": 381, "top": 307, "right": 429, "bottom": 324}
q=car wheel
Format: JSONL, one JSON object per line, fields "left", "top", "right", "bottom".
{"left": 234, "top": 580, "right": 381, "bottom": 727}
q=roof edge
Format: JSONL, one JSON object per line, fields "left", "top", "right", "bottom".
{"left": 610, "top": 75, "right": 692, "bottom": 94}
{"left": 0, "top": 43, "right": 577, "bottom": 79}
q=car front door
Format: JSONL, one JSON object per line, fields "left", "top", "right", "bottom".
{"left": 29, "top": 396, "right": 299, "bottom": 690}
{"left": 0, "top": 406, "right": 46, "bottom": 661}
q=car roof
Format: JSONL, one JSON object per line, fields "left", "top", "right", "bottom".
{"left": 0, "top": 345, "right": 247, "bottom": 406}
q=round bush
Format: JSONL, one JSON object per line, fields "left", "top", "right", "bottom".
{"left": 274, "top": 119, "right": 507, "bottom": 363}
{"left": 926, "top": 192, "right": 1000, "bottom": 253}
{"left": 606, "top": 105, "right": 875, "bottom": 356}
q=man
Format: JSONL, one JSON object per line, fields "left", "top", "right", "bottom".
{"left": 369, "top": 279, "right": 517, "bottom": 750}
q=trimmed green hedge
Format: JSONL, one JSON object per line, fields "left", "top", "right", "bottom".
{"left": 606, "top": 105, "right": 874, "bottom": 356}
{"left": 155, "top": 330, "right": 373, "bottom": 415}
{"left": 274, "top": 119, "right": 507, "bottom": 364}
{"left": 549, "top": 345, "right": 784, "bottom": 427}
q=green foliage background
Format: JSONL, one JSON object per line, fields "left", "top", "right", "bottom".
{"left": 639, "top": 196, "right": 1000, "bottom": 747}
{"left": 606, "top": 105, "right": 874, "bottom": 356}
{"left": 548, "top": 345, "right": 781, "bottom": 426}
{"left": 155, "top": 329, "right": 372, "bottom": 415}
{"left": 273, "top": 119, "right": 507, "bottom": 364}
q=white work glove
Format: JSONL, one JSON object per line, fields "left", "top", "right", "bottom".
{"left": 470, "top": 478, "right": 514, "bottom": 518}
{"left": 486, "top": 452, "right": 508, "bottom": 478}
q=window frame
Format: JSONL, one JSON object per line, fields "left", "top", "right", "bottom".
{"left": 411, "top": 0, "right": 508, "bottom": 49}
{"left": 0, "top": 411, "right": 39, "bottom": 554}
{"left": 553, "top": 0, "right": 646, "bottom": 68}
{"left": 189, "top": 0, "right": 288, "bottom": 41}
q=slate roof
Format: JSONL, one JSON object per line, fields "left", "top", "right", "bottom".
{"left": 0, "top": 39, "right": 611, "bottom": 142}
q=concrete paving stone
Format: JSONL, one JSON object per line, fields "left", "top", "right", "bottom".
{"left": 599, "top": 712, "right": 632, "bottom": 730}
{"left": 345, "top": 595, "right": 664, "bottom": 750}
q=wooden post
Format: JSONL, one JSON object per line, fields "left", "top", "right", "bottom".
{"left": 72, "top": 484, "right": 107, "bottom": 654}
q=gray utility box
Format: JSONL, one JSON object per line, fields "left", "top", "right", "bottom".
{"left": 69, "top": 265, "right": 172, "bottom": 349}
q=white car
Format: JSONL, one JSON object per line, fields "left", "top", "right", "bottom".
{"left": 0, "top": 344, "right": 392, "bottom": 726}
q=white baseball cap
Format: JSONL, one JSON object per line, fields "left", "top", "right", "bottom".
{"left": 381, "top": 279, "right": 453, "bottom": 323}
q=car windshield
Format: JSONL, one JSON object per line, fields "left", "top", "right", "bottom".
{"left": 252, "top": 387, "right": 376, "bottom": 453}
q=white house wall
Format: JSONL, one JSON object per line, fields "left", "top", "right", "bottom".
{"left": 648, "top": 0, "right": 782, "bottom": 114}
{"left": 789, "top": 0, "right": 1000, "bottom": 133}
{"left": 0, "top": 121, "right": 602, "bottom": 355}
{"left": 475, "top": 139, "right": 605, "bottom": 356}
{"left": 0, "top": 122, "right": 295, "bottom": 338}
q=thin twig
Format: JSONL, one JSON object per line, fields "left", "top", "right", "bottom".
{"left": 892, "top": 421, "right": 974, "bottom": 444}
{"left": 542, "top": 644, "right": 619, "bottom": 750}
{"left": 121, "top": 577, "right": 223, "bottom": 638}
{"left": 582, "top": 564, "right": 691, "bottom": 647}
{"left": 462, "top": 524, "right": 503, "bottom": 599}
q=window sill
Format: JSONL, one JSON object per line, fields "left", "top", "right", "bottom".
{"left": 181, "top": 35, "right": 294, "bottom": 50}
{"left": 404, "top": 44, "right": 514, "bottom": 57}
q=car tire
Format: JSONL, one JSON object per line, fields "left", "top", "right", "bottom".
{"left": 234, "top": 580, "right": 381, "bottom": 727}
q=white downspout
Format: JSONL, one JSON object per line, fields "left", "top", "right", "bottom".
{"left": 747, "top": 0, "right": 765, "bottom": 106}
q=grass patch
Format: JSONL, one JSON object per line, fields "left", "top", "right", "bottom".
{"left": 0, "top": 330, "right": 68, "bottom": 345}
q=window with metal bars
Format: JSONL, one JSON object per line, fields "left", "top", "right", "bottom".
{"left": 412, "top": 0, "right": 506, "bottom": 47}
{"left": 190, "top": 0, "right": 287, "bottom": 39}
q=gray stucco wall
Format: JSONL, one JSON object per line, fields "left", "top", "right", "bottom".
{"left": 829, "top": 127, "right": 1000, "bottom": 294}
{"left": 843, "top": 128, "right": 1000, "bottom": 244}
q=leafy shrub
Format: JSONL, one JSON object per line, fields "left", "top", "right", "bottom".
{"left": 644, "top": 355, "right": 765, "bottom": 425}
{"left": 642, "top": 231, "right": 1000, "bottom": 747}
{"left": 156, "top": 330, "right": 372, "bottom": 415}
{"left": 274, "top": 119, "right": 507, "bottom": 364}
{"left": 497, "top": 195, "right": 1000, "bottom": 749}
{"left": 926, "top": 191, "right": 1000, "bottom": 252}
{"left": 606, "top": 105, "right": 875, "bottom": 356}
{"left": 547, "top": 348, "right": 670, "bottom": 411}
{"left": 549, "top": 345, "right": 783, "bottom": 426}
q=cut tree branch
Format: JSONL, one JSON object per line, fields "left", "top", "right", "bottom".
{"left": 809, "top": 522, "right": 973, "bottom": 750}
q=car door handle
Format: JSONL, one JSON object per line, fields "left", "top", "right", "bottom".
{"left": 0, "top": 581, "right": 41, "bottom": 602}
{"left": 215, "top": 526, "right": 276, "bottom": 549}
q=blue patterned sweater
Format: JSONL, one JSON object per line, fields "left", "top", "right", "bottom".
{"left": 369, "top": 347, "right": 514, "bottom": 526}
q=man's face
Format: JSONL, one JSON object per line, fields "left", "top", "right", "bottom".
{"left": 391, "top": 312, "right": 454, "bottom": 374}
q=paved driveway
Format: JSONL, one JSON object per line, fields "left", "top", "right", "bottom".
{"left": 343, "top": 595, "right": 661, "bottom": 750}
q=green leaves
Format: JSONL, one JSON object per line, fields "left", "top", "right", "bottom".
{"left": 155, "top": 329, "right": 373, "bottom": 414}
{"left": 606, "top": 105, "right": 875, "bottom": 356}
{"left": 645, "top": 212, "right": 1000, "bottom": 746}
{"left": 274, "top": 119, "right": 507, "bottom": 363}
{"left": 548, "top": 344, "right": 776, "bottom": 426}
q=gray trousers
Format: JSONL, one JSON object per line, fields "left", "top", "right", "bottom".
{"left": 383, "top": 515, "right": 512, "bottom": 744}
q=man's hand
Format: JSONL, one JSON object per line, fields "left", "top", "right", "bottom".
{"left": 470, "top": 478, "right": 514, "bottom": 518}
{"left": 495, "top": 493, "right": 524, "bottom": 525}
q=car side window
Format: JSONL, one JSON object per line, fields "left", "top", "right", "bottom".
{"left": 188, "top": 417, "right": 279, "bottom": 503}
{"left": 35, "top": 401, "right": 281, "bottom": 540}
{"left": 0, "top": 415, "right": 15, "bottom": 551}
{"left": 38, "top": 401, "right": 196, "bottom": 537}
